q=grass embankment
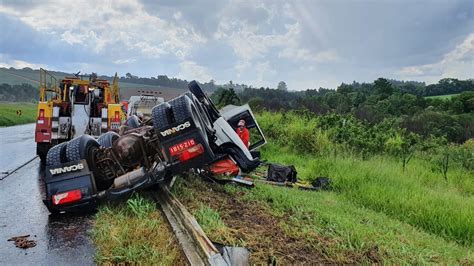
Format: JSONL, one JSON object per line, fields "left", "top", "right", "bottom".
{"left": 0, "top": 102, "right": 36, "bottom": 126}
{"left": 91, "top": 195, "right": 184, "bottom": 264}
{"left": 256, "top": 112, "right": 474, "bottom": 246}
{"left": 173, "top": 177, "right": 472, "bottom": 264}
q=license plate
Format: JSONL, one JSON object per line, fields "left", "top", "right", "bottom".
{"left": 169, "top": 139, "right": 196, "bottom": 156}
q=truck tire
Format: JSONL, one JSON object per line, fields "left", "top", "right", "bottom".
{"left": 152, "top": 102, "right": 172, "bottom": 130}
{"left": 169, "top": 95, "right": 212, "bottom": 154}
{"left": 126, "top": 115, "right": 140, "bottom": 128}
{"left": 168, "top": 95, "right": 192, "bottom": 122}
{"left": 65, "top": 135, "right": 100, "bottom": 163}
{"left": 185, "top": 92, "right": 215, "bottom": 135}
{"left": 38, "top": 143, "right": 51, "bottom": 164}
{"left": 188, "top": 80, "right": 220, "bottom": 122}
{"left": 46, "top": 142, "right": 68, "bottom": 167}
{"left": 97, "top": 131, "right": 119, "bottom": 148}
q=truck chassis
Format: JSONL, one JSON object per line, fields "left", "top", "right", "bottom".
{"left": 43, "top": 81, "right": 265, "bottom": 213}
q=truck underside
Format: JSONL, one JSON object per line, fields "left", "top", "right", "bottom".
{"left": 43, "top": 81, "right": 266, "bottom": 214}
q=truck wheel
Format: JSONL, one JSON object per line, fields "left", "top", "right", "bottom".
{"left": 126, "top": 115, "right": 140, "bottom": 128}
{"left": 65, "top": 135, "right": 100, "bottom": 163}
{"left": 152, "top": 102, "right": 172, "bottom": 130}
{"left": 97, "top": 132, "right": 119, "bottom": 148}
{"left": 188, "top": 80, "right": 220, "bottom": 122}
{"left": 169, "top": 95, "right": 212, "bottom": 151}
{"left": 184, "top": 92, "right": 215, "bottom": 135}
{"left": 37, "top": 143, "right": 51, "bottom": 164}
{"left": 46, "top": 142, "right": 68, "bottom": 167}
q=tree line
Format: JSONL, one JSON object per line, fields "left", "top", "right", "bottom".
{"left": 0, "top": 83, "right": 38, "bottom": 102}
{"left": 214, "top": 78, "right": 474, "bottom": 144}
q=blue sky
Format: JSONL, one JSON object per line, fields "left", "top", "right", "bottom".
{"left": 0, "top": 0, "right": 472, "bottom": 90}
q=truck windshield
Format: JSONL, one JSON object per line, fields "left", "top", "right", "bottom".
{"left": 73, "top": 85, "right": 89, "bottom": 104}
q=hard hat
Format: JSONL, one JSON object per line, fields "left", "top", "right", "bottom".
{"left": 238, "top": 119, "right": 245, "bottom": 126}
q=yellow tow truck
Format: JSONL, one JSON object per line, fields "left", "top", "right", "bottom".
{"left": 35, "top": 69, "right": 125, "bottom": 162}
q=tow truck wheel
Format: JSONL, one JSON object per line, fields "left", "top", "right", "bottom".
{"left": 37, "top": 143, "right": 51, "bottom": 164}
{"left": 45, "top": 142, "right": 68, "bottom": 167}
{"left": 65, "top": 135, "right": 100, "bottom": 163}
{"left": 188, "top": 80, "right": 220, "bottom": 122}
{"left": 151, "top": 102, "right": 172, "bottom": 130}
{"left": 97, "top": 131, "right": 119, "bottom": 148}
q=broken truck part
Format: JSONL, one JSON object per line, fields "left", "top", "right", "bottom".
{"left": 42, "top": 81, "right": 266, "bottom": 214}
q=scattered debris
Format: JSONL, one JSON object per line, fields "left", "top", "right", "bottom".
{"left": 8, "top": 235, "right": 37, "bottom": 249}
{"left": 311, "top": 177, "right": 332, "bottom": 190}
{"left": 266, "top": 164, "right": 297, "bottom": 183}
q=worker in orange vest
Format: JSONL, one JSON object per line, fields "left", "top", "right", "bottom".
{"left": 236, "top": 119, "right": 250, "bottom": 148}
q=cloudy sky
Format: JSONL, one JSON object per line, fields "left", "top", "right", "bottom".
{"left": 0, "top": 0, "right": 472, "bottom": 90}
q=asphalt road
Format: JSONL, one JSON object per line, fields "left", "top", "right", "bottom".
{"left": 0, "top": 124, "right": 95, "bottom": 265}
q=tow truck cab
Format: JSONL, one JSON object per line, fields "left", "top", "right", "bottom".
{"left": 127, "top": 96, "right": 165, "bottom": 119}
{"left": 35, "top": 69, "right": 125, "bottom": 162}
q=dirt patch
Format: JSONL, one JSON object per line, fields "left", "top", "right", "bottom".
{"left": 8, "top": 235, "right": 37, "bottom": 249}
{"left": 175, "top": 177, "right": 329, "bottom": 264}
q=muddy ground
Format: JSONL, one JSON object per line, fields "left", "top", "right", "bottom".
{"left": 173, "top": 177, "right": 331, "bottom": 264}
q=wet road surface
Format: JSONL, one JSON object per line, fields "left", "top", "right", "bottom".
{"left": 0, "top": 124, "right": 95, "bottom": 265}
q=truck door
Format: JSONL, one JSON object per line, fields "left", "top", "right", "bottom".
{"left": 220, "top": 104, "right": 266, "bottom": 151}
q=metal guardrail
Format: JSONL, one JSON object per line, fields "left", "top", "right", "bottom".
{"left": 151, "top": 184, "right": 229, "bottom": 265}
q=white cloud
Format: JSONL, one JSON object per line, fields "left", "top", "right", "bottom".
{"left": 113, "top": 58, "right": 137, "bottom": 65}
{"left": 173, "top": 11, "right": 182, "bottom": 20}
{"left": 397, "top": 33, "right": 474, "bottom": 82}
{"left": 178, "top": 60, "right": 212, "bottom": 82}
{"left": 213, "top": 8, "right": 340, "bottom": 82}
{"left": 0, "top": 54, "right": 46, "bottom": 69}
{"left": 0, "top": 0, "right": 206, "bottom": 59}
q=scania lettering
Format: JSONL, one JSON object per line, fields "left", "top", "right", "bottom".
{"left": 49, "top": 163, "right": 84, "bottom": 175}
{"left": 160, "top": 121, "right": 191, "bottom": 137}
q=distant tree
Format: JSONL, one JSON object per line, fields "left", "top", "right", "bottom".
{"left": 216, "top": 88, "right": 240, "bottom": 108}
{"left": 277, "top": 81, "right": 288, "bottom": 91}
{"left": 337, "top": 83, "right": 353, "bottom": 94}
{"left": 374, "top": 78, "right": 394, "bottom": 99}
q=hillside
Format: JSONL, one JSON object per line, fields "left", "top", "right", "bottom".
{"left": 0, "top": 67, "right": 188, "bottom": 102}
{"left": 0, "top": 67, "right": 172, "bottom": 89}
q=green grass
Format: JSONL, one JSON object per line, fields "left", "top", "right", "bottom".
{"left": 425, "top": 93, "right": 460, "bottom": 99}
{"left": 0, "top": 102, "right": 37, "bottom": 126}
{"left": 243, "top": 183, "right": 473, "bottom": 264}
{"left": 91, "top": 194, "right": 183, "bottom": 264}
{"left": 255, "top": 111, "right": 474, "bottom": 246}
{"left": 261, "top": 141, "right": 474, "bottom": 246}
{"left": 194, "top": 204, "right": 237, "bottom": 244}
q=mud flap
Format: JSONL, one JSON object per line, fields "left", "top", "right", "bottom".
{"left": 43, "top": 160, "right": 97, "bottom": 213}
{"left": 158, "top": 119, "right": 214, "bottom": 175}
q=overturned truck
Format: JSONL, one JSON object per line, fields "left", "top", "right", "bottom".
{"left": 43, "top": 81, "right": 266, "bottom": 214}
